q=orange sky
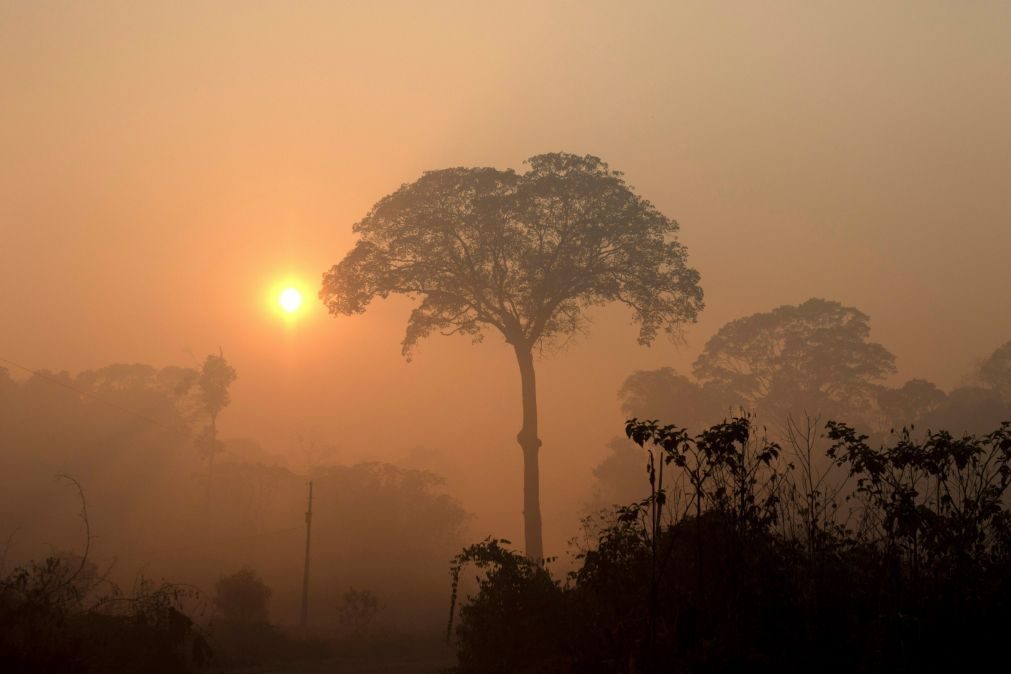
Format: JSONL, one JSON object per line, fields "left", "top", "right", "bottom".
{"left": 2, "top": 1, "right": 1009, "bottom": 549}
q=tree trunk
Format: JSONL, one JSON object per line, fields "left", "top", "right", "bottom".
{"left": 204, "top": 412, "right": 218, "bottom": 524}
{"left": 513, "top": 344, "right": 544, "bottom": 561}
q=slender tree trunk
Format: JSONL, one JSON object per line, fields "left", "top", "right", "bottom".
{"left": 513, "top": 344, "right": 544, "bottom": 561}
{"left": 204, "top": 412, "right": 218, "bottom": 524}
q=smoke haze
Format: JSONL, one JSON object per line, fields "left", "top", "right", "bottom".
{"left": 1, "top": 3, "right": 1009, "bottom": 655}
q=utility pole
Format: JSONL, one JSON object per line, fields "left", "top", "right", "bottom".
{"left": 300, "top": 480, "right": 313, "bottom": 634}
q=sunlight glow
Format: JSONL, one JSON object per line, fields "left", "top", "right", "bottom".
{"left": 279, "top": 287, "right": 303, "bottom": 313}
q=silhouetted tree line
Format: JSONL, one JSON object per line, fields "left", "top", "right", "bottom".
{"left": 0, "top": 478, "right": 210, "bottom": 673}
{"left": 0, "top": 556, "right": 210, "bottom": 674}
{"left": 448, "top": 415, "right": 1011, "bottom": 674}
{"left": 0, "top": 357, "right": 468, "bottom": 671}
{"left": 591, "top": 302, "right": 1011, "bottom": 510}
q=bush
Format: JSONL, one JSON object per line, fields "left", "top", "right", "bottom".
{"left": 0, "top": 556, "right": 209, "bottom": 673}
{"left": 337, "top": 586, "right": 379, "bottom": 637}
{"left": 213, "top": 568, "right": 270, "bottom": 625}
{"left": 448, "top": 417, "right": 1011, "bottom": 674}
{"left": 448, "top": 539, "right": 566, "bottom": 673}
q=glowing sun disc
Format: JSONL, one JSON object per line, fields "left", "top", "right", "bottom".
{"left": 279, "top": 287, "right": 303, "bottom": 313}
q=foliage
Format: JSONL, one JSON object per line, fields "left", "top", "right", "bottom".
{"left": 207, "top": 567, "right": 331, "bottom": 667}
{"left": 337, "top": 586, "right": 380, "bottom": 637}
{"left": 320, "top": 152, "right": 703, "bottom": 356}
{"left": 919, "top": 385, "right": 1011, "bottom": 436}
{"left": 625, "top": 416, "right": 784, "bottom": 530}
{"left": 195, "top": 353, "right": 236, "bottom": 421}
{"left": 198, "top": 459, "right": 467, "bottom": 632}
{"left": 447, "top": 538, "right": 565, "bottom": 673}
{"left": 451, "top": 416, "right": 1011, "bottom": 673}
{"left": 0, "top": 478, "right": 209, "bottom": 673}
{"left": 619, "top": 367, "right": 736, "bottom": 431}
{"left": 213, "top": 568, "right": 271, "bottom": 624}
{"left": 826, "top": 420, "right": 1011, "bottom": 569}
{"left": 876, "top": 378, "right": 948, "bottom": 429}
{"left": 0, "top": 558, "right": 208, "bottom": 674}
{"left": 321, "top": 152, "right": 705, "bottom": 559}
{"left": 194, "top": 352, "right": 236, "bottom": 505}
{"left": 693, "top": 298, "right": 896, "bottom": 425}
{"left": 587, "top": 437, "right": 653, "bottom": 510}
{"left": 0, "top": 359, "right": 231, "bottom": 555}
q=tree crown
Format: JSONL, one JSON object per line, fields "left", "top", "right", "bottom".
{"left": 198, "top": 353, "right": 236, "bottom": 417}
{"left": 320, "top": 153, "right": 703, "bottom": 357}
{"left": 692, "top": 298, "right": 896, "bottom": 418}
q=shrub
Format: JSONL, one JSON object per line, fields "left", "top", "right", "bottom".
{"left": 213, "top": 568, "right": 270, "bottom": 625}
{"left": 449, "top": 417, "right": 1011, "bottom": 673}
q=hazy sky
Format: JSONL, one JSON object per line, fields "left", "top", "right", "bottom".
{"left": 2, "top": 1, "right": 1009, "bottom": 548}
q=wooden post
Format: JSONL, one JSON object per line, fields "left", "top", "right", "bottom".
{"left": 300, "top": 480, "right": 313, "bottom": 633}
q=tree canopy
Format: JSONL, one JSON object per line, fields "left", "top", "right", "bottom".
{"left": 197, "top": 353, "right": 237, "bottom": 420}
{"left": 692, "top": 298, "right": 896, "bottom": 423}
{"left": 320, "top": 153, "right": 703, "bottom": 357}
{"left": 619, "top": 366, "right": 740, "bottom": 432}
{"left": 877, "top": 378, "right": 947, "bottom": 429}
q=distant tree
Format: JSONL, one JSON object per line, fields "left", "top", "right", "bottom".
{"left": 0, "top": 362, "right": 203, "bottom": 547}
{"left": 310, "top": 462, "right": 468, "bottom": 564}
{"left": 980, "top": 338, "right": 1011, "bottom": 401}
{"left": 196, "top": 352, "right": 237, "bottom": 515}
{"left": 589, "top": 369, "right": 737, "bottom": 511}
{"left": 206, "top": 459, "right": 467, "bottom": 624}
{"left": 619, "top": 366, "right": 739, "bottom": 432}
{"left": 75, "top": 363, "right": 198, "bottom": 431}
{"left": 337, "top": 586, "right": 380, "bottom": 637}
{"left": 214, "top": 568, "right": 271, "bottom": 624}
{"left": 320, "top": 153, "right": 703, "bottom": 559}
{"left": 693, "top": 298, "right": 896, "bottom": 427}
{"left": 877, "top": 378, "right": 947, "bottom": 429}
{"left": 919, "top": 386, "right": 1011, "bottom": 436}
{"left": 588, "top": 437, "right": 650, "bottom": 510}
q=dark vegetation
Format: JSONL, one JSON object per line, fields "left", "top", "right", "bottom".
{"left": 441, "top": 301, "right": 1011, "bottom": 673}
{"left": 0, "top": 555, "right": 209, "bottom": 674}
{"left": 2, "top": 323, "right": 1008, "bottom": 673}
{"left": 591, "top": 303, "right": 1011, "bottom": 509}
{"left": 0, "top": 359, "right": 464, "bottom": 672}
{"left": 0, "top": 477, "right": 210, "bottom": 673}
{"left": 448, "top": 416, "right": 1011, "bottom": 673}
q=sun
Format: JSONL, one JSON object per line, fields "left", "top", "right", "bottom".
{"left": 278, "top": 287, "right": 303, "bottom": 313}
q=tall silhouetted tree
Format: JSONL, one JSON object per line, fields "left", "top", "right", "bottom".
{"left": 320, "top": 153, "right": 703, "bottom": 559}
{"left": 693, "top": 298, "right": 896, "bottom": 427}
{"left": 197, "top": 351, "right": 237, "bottom": 515}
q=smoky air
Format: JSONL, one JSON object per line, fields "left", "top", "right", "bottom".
{"left": 1, "top": 3, "right": 1010, "bottom": 673}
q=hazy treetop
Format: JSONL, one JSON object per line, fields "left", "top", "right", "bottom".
{"left": 693, "top": 298, "right": 896, "bottom": 418}
{"left": 321, "top": 153, "right": 703, "bottom": 356}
